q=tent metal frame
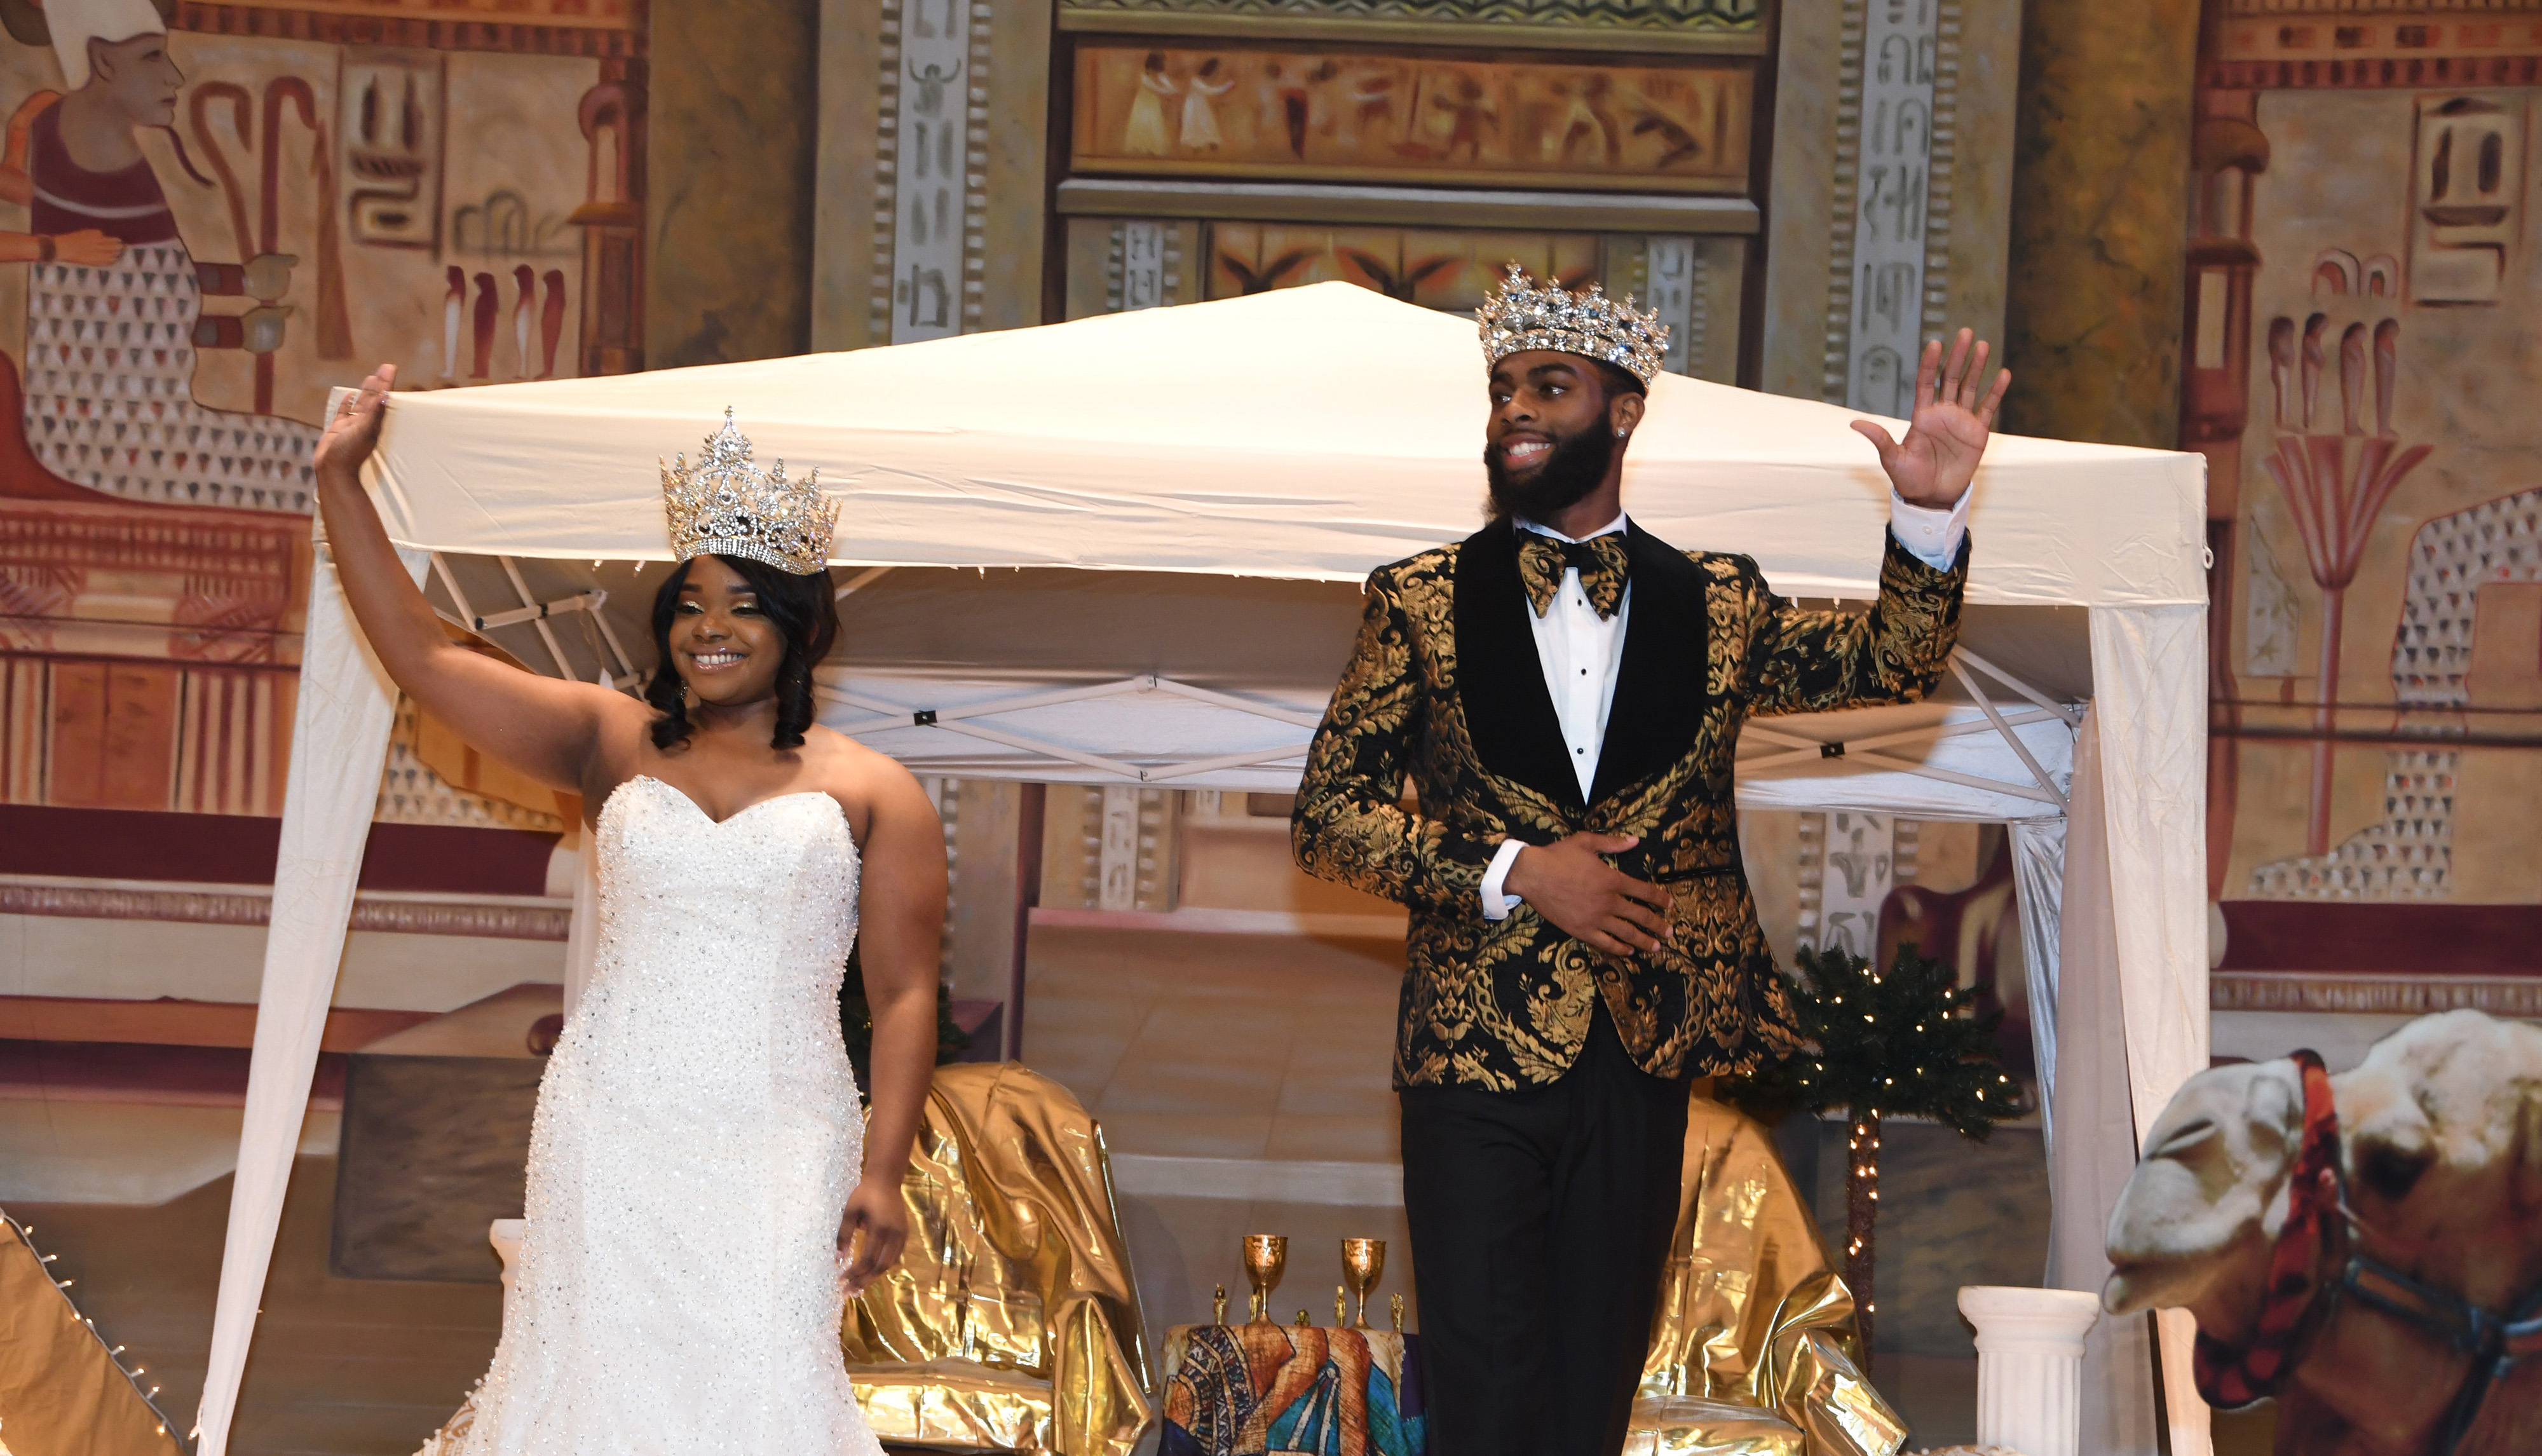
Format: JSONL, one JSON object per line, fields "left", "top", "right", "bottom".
{"left": 810, "top": 651, "right": 2077, "bottom": 804}
{"left": 423, "top": 554, "right": 2079, "bottom": 809}
{"left": 428, "top": 552, "right": 2079, "bottom": 808}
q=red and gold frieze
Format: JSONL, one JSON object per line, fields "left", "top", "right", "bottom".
{"left": 176, "top": 0, "right": 646, "bottom": 57}
{"left": 2209, "top": 3, "right": 2542, "bottom": 86}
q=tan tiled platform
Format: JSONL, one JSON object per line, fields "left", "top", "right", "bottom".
{"left": 1019, "top": 924, "right": 1415, "bottom": 1332}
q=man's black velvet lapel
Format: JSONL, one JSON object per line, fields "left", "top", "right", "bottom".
{"left": 1454, "top": 517, "right": 1582, "bottom": 812}
{"left": 1588, "top": 521, "right": 1708, "bottom": 805}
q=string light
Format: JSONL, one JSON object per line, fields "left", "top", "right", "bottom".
{"left": 7, "top": 1215, "right": 182, "bottom": 1443}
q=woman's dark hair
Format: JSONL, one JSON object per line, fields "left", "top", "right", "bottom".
{"left": 644, "top": 554, "right": 839, "bottom": 751}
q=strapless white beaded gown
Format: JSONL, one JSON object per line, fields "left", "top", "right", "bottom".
{"left": 456, "top": 775, "right": 883, "bottom": 1456}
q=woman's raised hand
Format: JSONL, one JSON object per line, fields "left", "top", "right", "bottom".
{"left": 315, "top": 364, "right": 398, "bottom": 484}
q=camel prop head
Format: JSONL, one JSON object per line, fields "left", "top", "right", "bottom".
{"left": 2105, "top": 1056, "right": 2311, "bottom": 1324}
{"left": 2104, "top": 1011, "right": 2542, "bottom": 1456}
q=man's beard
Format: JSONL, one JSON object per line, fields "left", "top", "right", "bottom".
{"left": 1485, "top": 423, "right": 1615, "bottom": 524}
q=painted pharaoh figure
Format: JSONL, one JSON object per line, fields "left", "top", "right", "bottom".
{"left": 0, "top": 0, "right": 318, "bottom": 512}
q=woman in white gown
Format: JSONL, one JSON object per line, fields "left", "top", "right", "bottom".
{"left": 313, "top": 367, "right": 944, "bottom": 1456}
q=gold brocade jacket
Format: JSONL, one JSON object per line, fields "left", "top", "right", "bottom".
{"left": 1291, "top": 517, "right": 1969, "bottom": 1091}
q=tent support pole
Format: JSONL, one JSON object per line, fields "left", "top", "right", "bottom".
{"left": 1005, "top": 783, "right": 1045, "bottom": 1063}
{"left": 496, "top": 556, "right": 574, "bottom": 679}
{"left": 834, "top": 566, "right": 895, "bottom": 601}
{"left": 1950, "top": 658, "right": 2070, "bottom": 810}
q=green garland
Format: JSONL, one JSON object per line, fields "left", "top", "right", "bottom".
{"left": 838, "top": 943, "right": 974, "bottom": 1098}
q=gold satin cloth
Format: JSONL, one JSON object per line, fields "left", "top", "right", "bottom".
{"left": 0, "top": 1218, "right": 183, "bottom": 1456}
{"left": 843, "top": 1063, "right": 1152, "bottom": 1455}
{"left": 1631, "top": 1095, "right": 1909, "bottom": 1456}
{"left": 844, "top": 1075, "right": 1898, "bottom": 1456}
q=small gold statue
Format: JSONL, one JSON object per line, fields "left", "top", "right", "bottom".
{"left": 1390, "top": 1292, "right": 1405, "bottom": 1333}
{"left": 1242, "top": 1234, "right": 1287, "bottom": 1327}
{"left": 1342, "top": 1238, "right": 1385, "bottom": 1330}
{"left": 1295, "top": 1309, "right": 1312, "bottom": 1328}
{"left": 1213, "top": 1284, "right": 1228, "bottom": 1326}
{"left": 1336, "top": 1285, "right": 1349, "bottom": 1326}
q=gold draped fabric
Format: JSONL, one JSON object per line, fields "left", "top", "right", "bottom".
{"left": 0, "top": 1217, "right": 184, "bottom": 1456}
{"left": 845, "top": 1077, "right": 1900, "bottom": 1456}
{"left": 843, "top": 1063, "right": 1152, "bottom": 1456}
{"left": 1633, "top": 1095, "right": 1909, "bottom": 1456}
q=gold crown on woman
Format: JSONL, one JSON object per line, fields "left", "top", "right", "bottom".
{"left": 660, "top": 409, "right": 839, "bottom": 576}
{"left": 1476, "top": 263, "right": 1669, "bottom": 386}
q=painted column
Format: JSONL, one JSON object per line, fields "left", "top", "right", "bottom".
{"left": 811, "top": 0, "right": 1050, "bottom": 350}
{"left": 1760, "top": 0, "right": 2023, "bottom": 405}
{"left": 490, "top": 1219, "right": 525, "bottom": 1319}
{"left": 1999, "top": 0, "right": 2201, "bottom": 446}
{"left": 645, "top": 0, "right": 818, "bottom": 366}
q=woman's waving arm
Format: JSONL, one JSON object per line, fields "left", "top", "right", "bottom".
{"left": 314, "top": 366, "right": 629, "bottom": 793}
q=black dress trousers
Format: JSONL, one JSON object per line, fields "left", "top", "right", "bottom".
{"left": 1397, "top": 1001, "right": 1691, "bottom": 1456}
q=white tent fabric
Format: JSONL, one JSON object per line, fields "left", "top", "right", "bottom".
{"left": 192, "top": 542, "right": 426, "bottom": 1452}
{"left": 196, "top": 285, "right": 2210, "bottom": 1456}
{"left": 355, "top": 283, "right": 2203, "bottom": 608}
{"left": 2044, "top": 709, "right": 2163, "bottom": 1456}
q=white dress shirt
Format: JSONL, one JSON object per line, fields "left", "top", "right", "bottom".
{"left": 1477, "top": 489, "right": 1969, "bottom": 920}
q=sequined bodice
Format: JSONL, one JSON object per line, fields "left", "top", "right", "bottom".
{"left": 579, "top": 775, "right": 862, "bottom": 1080}
{"left": 452, "top": 773, "right": 880, "bottom": 1456}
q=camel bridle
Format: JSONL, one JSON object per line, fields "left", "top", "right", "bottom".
{"left": 2192, "top": 1050, "right": 2346, "bottom": 1409}
{"left": 2191, "top": 1048, "right": 2542, "bottom": 1456}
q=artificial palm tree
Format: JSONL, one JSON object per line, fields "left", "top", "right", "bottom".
{"left": 1732, "top": 945, "right": 2027, "bottom": 1355}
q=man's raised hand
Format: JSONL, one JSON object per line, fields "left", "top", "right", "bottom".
{"left": 1848, "top": 329, "right": 2011, "bottom": 509}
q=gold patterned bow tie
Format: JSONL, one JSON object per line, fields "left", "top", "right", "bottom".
{"left": 1518, "top": 529, "right": 1630, "bottom": 619}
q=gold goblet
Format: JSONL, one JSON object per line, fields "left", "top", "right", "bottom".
{"left": 1341, "top": 1237, "right": 1386, "bottom": 1329}
{"left": 1241, "top": 1234, "right": 1288, "bottom": 1326}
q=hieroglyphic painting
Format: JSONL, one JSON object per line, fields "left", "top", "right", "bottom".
{"left": 1844, "top": 0, "right": 1939, "bottom": 415}
{"left": 0, "top": 2, "right": 639, "bottom": 817}
{"left": 1207, "top": 222, "right": 1598, "bottom": 312}
{"left": 1072, "top": 46, "right": 1751, "bottom": 193}
{"left": 890, "top": 0, "right": 970, "bottom": 342}
{"left": 1795, "top": 811, "right": 1913, "bottom": 959}
{"left": 2408, "top": 94, "right": 2524, "bottom": 304}
{"left": 1056, "top": 0, "right": 1767, "bottom": 43}
{"left": 2191, "top": 4, "right": 2542, "bottom": 906}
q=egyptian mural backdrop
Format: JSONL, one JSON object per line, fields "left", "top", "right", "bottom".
{"left": 1070, "top": 44, "right": 1752, "bottom": 193}
{"left": 2189, "top": 2, "right": 2542, "bottom": 911}
{"left": 0, "top": 0, "right": 640, "bottom": 822}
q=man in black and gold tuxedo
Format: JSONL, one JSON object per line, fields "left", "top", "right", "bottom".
{"left": 1292, "top": 267, "right": 2010, "bottom": 1455}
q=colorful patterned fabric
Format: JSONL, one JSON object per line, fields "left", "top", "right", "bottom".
{"left": 1159, "top": 1324, "right": 1427, "bottom": 1456}
{"left": 1293, "top": 519, "right": 1969, "bottom": 1090}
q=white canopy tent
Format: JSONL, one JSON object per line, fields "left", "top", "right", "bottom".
{"left": 198, "top": 283, "right": 2208, "bottom": 1456}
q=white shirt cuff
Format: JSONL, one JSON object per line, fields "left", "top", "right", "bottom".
{"left": 1889, "top": 487, "right": 1969, "bottom": 571}
{"left": 1480, "top": 838, "right": 1528, "bottom": 920}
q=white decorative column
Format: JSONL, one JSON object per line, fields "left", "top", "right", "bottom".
{"left": 489, "top": 1220, "right": 526, "bottom": 1321}
{"left": 1959, "top": 1285, "right": 2100, "bottom": 1456}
